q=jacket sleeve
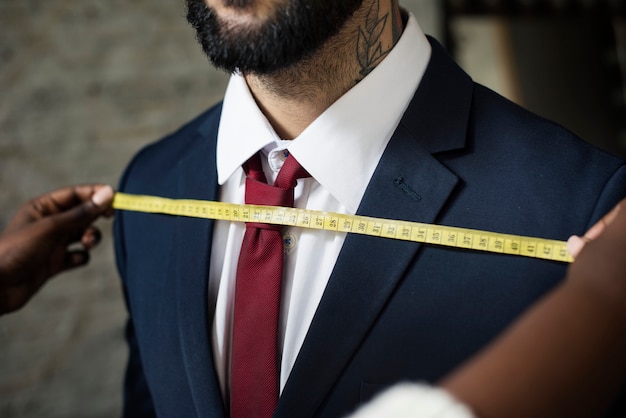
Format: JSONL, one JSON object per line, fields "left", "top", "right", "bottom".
{"left": 586, "top": 164, "right": 626, "bottom": 230}
{"left": 114, "top": 162, "right": 157, "bottom": 418}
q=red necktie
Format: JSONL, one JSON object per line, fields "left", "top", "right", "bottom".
{"left": 230, "top": 151, "right": 309, "bottom": 418}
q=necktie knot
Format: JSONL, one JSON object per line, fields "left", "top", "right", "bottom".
{"left": 243, "top": 152, "right": 310, "bottom": 209}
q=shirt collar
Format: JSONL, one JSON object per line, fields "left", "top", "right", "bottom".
{"left": 217, "top": 12, "right": 431, "bottom": 213}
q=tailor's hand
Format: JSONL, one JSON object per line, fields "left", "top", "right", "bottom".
{"left": 566, "top": 201, "right": 623, "bottom": 258}
{"left": 0, "top": 184, "right": 114, "bottom": 315}
{"left": 566, "top": 198, "right": 626, "bottom": 318}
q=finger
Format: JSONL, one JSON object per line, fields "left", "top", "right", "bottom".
{"left": 568, "top": 200, "right": 626, "bottom": 259}
{"left": 63, "top": 250, "right": 90, "bottom": 271}
{"left": 567, "top": 235, "right": 587, "bottom": 259}
{"left": 3, "top": 185, "right": 114, "bottom": 235}
{"left": 584, "top": 201, "right": 622, "bottom": 241}
{"left": 102, "top": 207, "right": 116, "bottom": 218}
{"left": 47, "top": 184, "right": 114, "bottom": 212}
{"left": 569, "top": 199, "right": 626, "bottom": 266}
{"left": 586, "top": 199, "right": 626, "bottom": 246}
{"left": 39, "top": 248, "right": 90, "bottom": 281}
{"left": 567, "top": 199, "right": 626, "bottom": 292}
{"left": 81, "top": 227, "right": 102, "bottom": 250}
{"left": 51, "top": 185, "right": 115, "bottom": 232}
{"left": 23, "top": 185, "right": 93, "bottom": 220}
{"left": 89, "top": 185, "right": 115, "bottom": 210}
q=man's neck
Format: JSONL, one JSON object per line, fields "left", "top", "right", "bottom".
{"left": 244, "top": 0, "right": 404, "bottom": 140}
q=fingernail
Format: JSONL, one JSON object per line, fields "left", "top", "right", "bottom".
{"left": 566, "top": 235, "right": 584, "bottom": 258}
{"left": 92, "top": 185, "right": 114, "bottom": 207}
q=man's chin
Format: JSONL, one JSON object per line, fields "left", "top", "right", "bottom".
{"left": 187, "top": 0, "right": 364, "bottom": 75}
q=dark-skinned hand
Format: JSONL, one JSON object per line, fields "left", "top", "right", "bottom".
{"left": 0, "top": 184, "right": 114, "bottom": 315}
{"left": 352, "top": 198, "right": 626, "bottom": 418}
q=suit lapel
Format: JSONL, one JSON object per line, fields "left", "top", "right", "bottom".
{"left": 275, "top": 38, "right": 473, "bottom": 417}
{"left": 172, "top": 108, "right": 227, "bottom": 417}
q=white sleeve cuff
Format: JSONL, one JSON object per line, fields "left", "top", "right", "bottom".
{"left": 348, "top": 383, "right": 476, "bottom": 418}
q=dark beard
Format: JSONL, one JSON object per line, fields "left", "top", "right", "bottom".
{"left": 185, "top": 0, "right": 363, "bottom": 75}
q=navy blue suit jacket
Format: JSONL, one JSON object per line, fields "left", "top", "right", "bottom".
{"left": 114, "top": 39, "right": 626, "bottom": 417}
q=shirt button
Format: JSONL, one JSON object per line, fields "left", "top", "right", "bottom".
{"left": 279, "top": 149, "right": 290, "bottom": 161}
{"left": 283, "top": 232, "right": 296, "bottom": 255}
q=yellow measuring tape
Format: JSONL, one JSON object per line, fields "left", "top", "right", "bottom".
{"left": 113, "top": 192, "right": 574, "bottom": 263}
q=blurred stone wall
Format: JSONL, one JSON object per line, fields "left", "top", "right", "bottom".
{"left": 0, "top": 1, "right": 440, "bottom": 416}
{"left": 0, "top": 1, "right": 229, "bottom": 416}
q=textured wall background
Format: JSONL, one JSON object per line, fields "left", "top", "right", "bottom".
{"left": 0, "top": 1, "right": 440, "bottom": 416}
{"left": 0, "top": 1, "right": 229, "bottom": 416}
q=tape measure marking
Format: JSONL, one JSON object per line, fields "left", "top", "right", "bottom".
{"left": 113, "top": 192, "right": 573, "bottom": 263}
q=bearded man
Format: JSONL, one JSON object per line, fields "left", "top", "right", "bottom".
{"left": 114, "top": 1, "right": 626, "bottom": 417}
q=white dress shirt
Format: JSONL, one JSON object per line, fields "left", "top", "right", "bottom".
{"left": 209, "top": 12, "right": 432, "bottom": 401}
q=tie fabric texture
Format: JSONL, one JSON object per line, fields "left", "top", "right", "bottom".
{"left": 230, "top": 151, "right": 310, "bottom": 418}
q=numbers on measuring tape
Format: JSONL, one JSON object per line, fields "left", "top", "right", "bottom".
{"left": 112, "top": 192, "right": 573, "bottom": 263}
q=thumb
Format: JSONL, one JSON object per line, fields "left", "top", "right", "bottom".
{"left": 52, "top": 185, "right": 115, "bottom": 231}
{"left": 90, "top": 185, "right": 115, "bottom": 209}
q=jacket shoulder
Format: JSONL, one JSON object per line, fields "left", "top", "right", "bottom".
{"left": 470, "top": 82, "right": 623, "bottom": 167}
{"left": 118, "top": 102, "right": 223, "bottom": 192}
